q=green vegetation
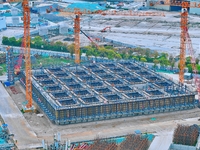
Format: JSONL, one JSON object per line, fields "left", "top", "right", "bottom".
{"left": 32, "top": 56, "right": 74, "bottom": 68}
{"left": 0, "top": 56, "right": 74, "bottom": 75}
{"left": 185, "top": 56, "right": 200, "bottom": 73}
{"left": 4, "top": 36, "right": 192, "bottom": 72}
{"left": 2, "top": 36, "right": 69, "bottom": 53}
{"left": 2, "top": 36, "right": 171, "bottom": 64}
{"left": 0, "top": 64, "right": 6, "bottom": 75}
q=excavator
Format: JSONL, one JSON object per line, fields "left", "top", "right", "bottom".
{"left": 101, "top": 26, "right": 111, "bottom": 32}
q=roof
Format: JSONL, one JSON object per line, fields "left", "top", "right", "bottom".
{"left": 66, "top": 2, "right": 106, "bottom": 13}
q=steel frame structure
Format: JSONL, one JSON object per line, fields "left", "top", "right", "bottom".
{"left": 19, "top": 61, "right": 196, "bottom": 125}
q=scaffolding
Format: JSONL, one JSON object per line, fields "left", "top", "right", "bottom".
{"left": 6, "top": 47, "right": 14, "bottom": 85}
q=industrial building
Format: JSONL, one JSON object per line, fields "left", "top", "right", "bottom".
{"left": 19, "top": 61, "right": 196, "bottom": 125}
{"left": 148, "top": 0, "right": 200, "bottom": 15}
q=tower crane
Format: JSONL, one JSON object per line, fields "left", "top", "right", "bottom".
{"left": 5, "top": 0, "right": 33, "bottom": 110}
{"left": 74, "top": 10, "right": 81, "bottom": 64}
{"left": 148, "top": 0, "right": 200, "bottom": 83}
{"left": 185, "top": 28, "right": 200, "bottom": 100}
{"left": 60, "top": 8, "right": 165, "bottom": 64}
{"left": 22, "top": 0, "right": 33, "bottom": 110}
{"left": 14, "top": 42, "right": 25, "bottom": 75}
{"left": 149, "top": 0, "right": 200, "bottom": 100}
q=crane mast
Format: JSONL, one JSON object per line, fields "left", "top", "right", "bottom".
{"left": 23, "top": 0, "right": 32, "bottom": 108}
{"left": 74, "top": 12, "right": 81, "bottom": 64}
{"left": 179, "top": 1, "right": 189, "bottom": 83}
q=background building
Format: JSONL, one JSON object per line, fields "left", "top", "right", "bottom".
{"left": 148, "top": 0, "right": 200, "bottom": 15}
{"left": 0, "top": 17, "right": 6, "bottom": 31}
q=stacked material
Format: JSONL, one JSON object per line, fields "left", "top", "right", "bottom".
{"left": 173, "top": 124, "right": 199, "bottom": 146}
{"left": 118, "top": 135, "right": 148, "bottom": 150}
{"left": 87, "top": 139, "right": 117, "bottom": 150}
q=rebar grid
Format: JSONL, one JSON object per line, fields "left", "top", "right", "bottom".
{"left": 173, "top": 124, "right": 199, "bottom": 146}
{"left": 86, "top": 139, "right": 117, "bottom": 150}
{"left": 118, "top": 135, "right": 148, "bottom": 150}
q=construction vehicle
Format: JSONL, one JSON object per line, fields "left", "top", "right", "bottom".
{"left": 14, "top": 42, "right": 25, "bottom": 75}
{"left": 149, "top": 0, "right": 200, "bottom": 101}
{"left": 80, "top": 29, "right": 99, "bottom": 48}
{"left": 101, "top": 26, "right": 111, "bottom": 32}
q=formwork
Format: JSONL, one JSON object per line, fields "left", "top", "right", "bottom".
{"left": 19, "top": 60, "right": 196, "bottom": 125}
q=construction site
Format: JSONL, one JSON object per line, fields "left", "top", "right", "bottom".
{"left": 19, "top": 61, "right": 196, "bottom": 125}
{"left": 1, "top": 0, "right": 200, "bottom": 150}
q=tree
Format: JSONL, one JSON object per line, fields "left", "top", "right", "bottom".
{"left": 127, "top": 48, "right": 134, "bottom": 55}
{"left": 115, "top": 53, "right": 122, "bottom": 59}
{"left": 160, "top": 52, "right": 168, "bottom": 59}
{"left": 32, "top": 36, "right": 44, "bottom": 49}
{"left": 98, "top": 47, "right": 106, "bottom": 57}
{"left": 170, "top": 60, "right": 175, "bottom": 69}
{"left": 159, "top": 57, "right": 169, "bottom": 67}
{"left": 16, "top": 38, "right": 22, "bottom": 47}
{"left": 2, "top": 36, "right": 9, "bottom": 45}
{"left": 187, "top": 64, "right": 192, "bottom": 73}
{"left": 120, "top": 50, "right": 128, "bottom": 59}
{"left": 145, "top": 48, "right": 151, "bottom": 58}
{"left": 32, "top": 36, "right": 43, "bottom": 43}
{"left": 8, "top": 37, "right": 17, "bottom": 46}
{"left": 196, "top": 58, "right": 199, "bottom": 65}
{"left": 67, "top": 44, "right": 75, "bottom": 57}
{"left": 152, "top": 51, "right": 158, "bottom": 59}
{"left": 55, "top": 41, "right": 63, "bottom": 46}
{"left": 133, "top": 56, "right": 139, "bottom": 61}
{"left": 186, "top": 56, "right": 191, "bottom": 65}
{"left": 106, "top": 49, "right": 116, "bottom": 59}
{"left": 140, "top": 57, "right": 147, "bottom": 62}
{"left": 153, "top": 59, "right": 159, "bottom": 68}
{"left": 169, "top": 54, "right": 174, "bottom": 62}
{"left": 196, "top": 64, "right": 200, "bottom": 74}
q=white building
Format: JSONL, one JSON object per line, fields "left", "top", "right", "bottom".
{"left": 0, "top": 17, "right": 6, "bottom": 31}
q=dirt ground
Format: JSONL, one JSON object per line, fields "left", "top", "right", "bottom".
{"left": 76, "top": 11, "right": 200, "bottom": 56}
